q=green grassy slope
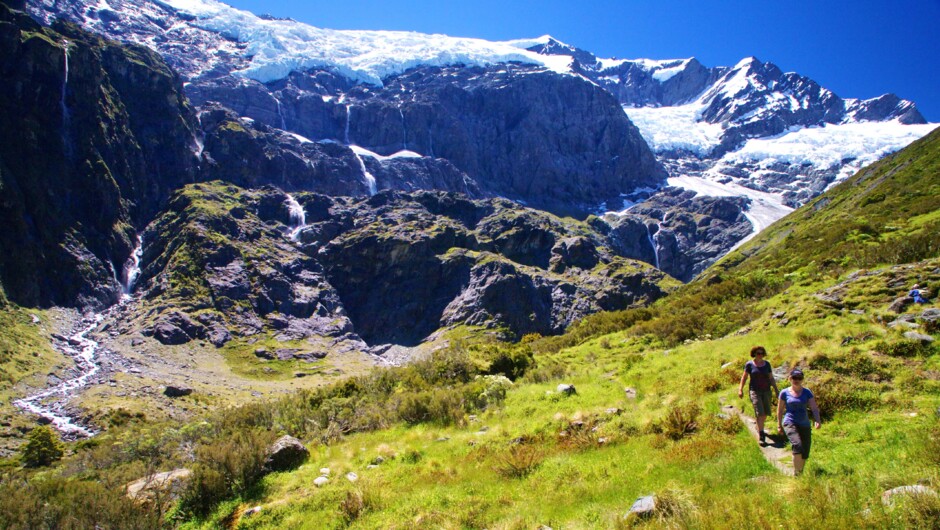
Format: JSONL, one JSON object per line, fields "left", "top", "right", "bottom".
{"left": 196, "top": 129, "right": 940, "bottom": 528}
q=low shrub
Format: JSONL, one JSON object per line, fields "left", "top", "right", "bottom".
{"left": 522, "top": 361, "right": 568, "bottom": 383}
{"left": 339, "top": 489, "right": 366, "bottom": 524}
{"left": 810, "top": 352, "right": 888, "bottom": 380}
{"left": 494, "top": 445, "right": 544, "bottom": 479}
{"left": 178, "top": 428, "right": 273, "bottom": 517}
{"left": 873, "top": 338, "right": 934, "bottom": 358}
{"left": 810, "top": 374, "right": 881, "bottom": 420}
{"left": 0, "top": 475, "right": 162, "bottom": 530}
{"left": 658, "top": 403, "right": 701, "bottom": 441}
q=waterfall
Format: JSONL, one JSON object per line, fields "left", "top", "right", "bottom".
{"left": 193, "top": 133, "right": 205, "bottom": 158}
{"left": 399, "top": 107, "right": 407, "bottom": 149}
{"left": 285, "top": 194, "right": 307, "bottom": 240}
{"left": 275, "top": 97, "right": 287, "bottom": 130}
{"left": 122, "top": 235, "right": 144, "bottom": 297}
{"left": 646, "top": 223, "right": 661, "bottom": 270}
{"left": 60, "top": 39, "right": 72, "bottom": 155}
{"left": 352, "top": 151, "right": 377, "bottom": 196}
{"left": 344, "top": 104, "right": 352, "bottom": 144}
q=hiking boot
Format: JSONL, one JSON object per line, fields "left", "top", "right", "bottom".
{"left": 759, "top": 431, "right": 766, "bottom": 445}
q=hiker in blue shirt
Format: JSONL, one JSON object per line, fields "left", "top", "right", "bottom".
{"left": 910, "top": 284, "right": 929, "bottom": 304}
{"left": 738, "top": 346, "right": 780, "bottom": 446}
{"left": 776, "top": 368, "right": 821, "bottom": 476}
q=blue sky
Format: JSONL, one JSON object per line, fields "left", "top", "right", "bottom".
{"left": 224, "top": 0, "right": 939, "bottom": 121}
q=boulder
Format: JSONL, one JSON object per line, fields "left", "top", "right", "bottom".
{"left": 903, "top": 332, "right": 934, "bottom": 344}
{"left": 627, "top": 495, "right": 657, "bottom": 518}
{"left": 888, "top": 314, "right": 920, "bottom": 329}
{"left": 881, "top": 485, "right": 937, "bottom": 507}
{"left": 556, "top": 384, "right": 577, "bottom": 396}
{"left": 346, "top": 472, "right": 359, "bottom": 483}
{"left": 313, "top": 476, "right": 329, "bottom": 487}
{"left": 921, "top": 308, "right": 940, "bottom": 322}
{"left": 254, "top": 348, "right": 275, "bottom": 360}
{"left": 146, "top": 311, "right": 206, "bottom": 345}
{"left": 265, "top": 435, "right": 309, "bottom": 472}
{"left": 624, "top": 387, "right": 638, "bottom": 399}
{"left": 888, "top": 296, "right": 914, "bottom": 313}
{"left": 125, "top": 468, "right": 192, "bottom": 503}
{"left": 815, "top": 293, "right": 844, "bottom": 309}
{"left": 163, "top": 386, "right": 193, "bottom": 398}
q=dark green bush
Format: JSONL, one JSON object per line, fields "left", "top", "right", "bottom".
{"left": 21, "top": 425, "right": 64, "bottom": 468}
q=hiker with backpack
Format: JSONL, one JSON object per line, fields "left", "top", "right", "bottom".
{"left": 738, "top": 345, "right": 780, "bottom": 446}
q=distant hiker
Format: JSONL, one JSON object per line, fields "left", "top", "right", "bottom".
{"left": 738, "top": 345, "right": 780, "bottom": 446}
{"left": 910, "top": 284, "right": 929, "bottom": 304}
{"left": 777, "top": 368, "right": 821, "bottom": 476}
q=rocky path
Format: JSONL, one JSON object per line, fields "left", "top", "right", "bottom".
{"left": 723, "top": 403, "right": 794, "bottom": 476}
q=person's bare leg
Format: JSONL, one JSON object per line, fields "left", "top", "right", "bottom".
{"left": 756, "top": 414, "right": 766, "bottom": 435}
{"left": 793, "top": 454, "right": 805, "bottom": 476}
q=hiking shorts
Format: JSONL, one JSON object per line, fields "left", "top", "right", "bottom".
{"left": 749, "top": 390, "right": 773, "bottom": 416}
{"left": 784, "top": 423, "right": 812, "bottom": 459}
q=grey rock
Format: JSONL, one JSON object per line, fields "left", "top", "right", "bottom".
{"left": 265, "top": 435, "right": 309, "bottom": 472}
{"left": 346, "top": 472, "right": 359, "bottom": 483}
{"left": 779, "top": 318, "right": 790, "bottom": 327}
{"left": 628, "top": 495, "right": 657, "bottom": 518}
{"left": 888, "top": 296, "right": 914, "bottom": 313}
{"left": 881, "top": 485, "right": 937, "bottom": 507}
{"left": 313, "top": 476, "right": 329, "bottom": 487}
{"left": 557, "top": 384, "right": 577, "bottom": 396}
{"left": 254, "top": 348, "right": 275, "bottom": 360}
{"left": 163, "top": 386, "right": 193, "bottom": 398}
{"left": 772, "top": 311, "right": 786, "bottom": 319}
{"left": 921, "top": 308, "right": 940, "bottom": 322}
{"left": 815, "top": 293, "right": 844, "bottom": 309}
{"left": 903, "top": 332, "right": 934, "bottom": 344}
{"left": 243, "top": 506, "right": 262, "bottom": 517}
{"left": 145, "top": 311, "right": 206, "bottom": 346}
{"left": 624, "top": 387, "right": 638, "bottom": 399}
{"left": 125, "top": 468, "right": 192, "bottom": 502}
{"left": 888, "top": 315, "right": 920, "bottom": 329}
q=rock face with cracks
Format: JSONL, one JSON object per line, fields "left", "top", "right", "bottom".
{"left": 132, "top": 183, "right": 677, "bottom": 351}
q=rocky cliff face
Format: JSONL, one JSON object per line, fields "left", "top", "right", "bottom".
{"left": 189, "top": 62, "right": 666, "bottom": 217}
{"left": 132, "top": 184, "right": 677, "bottom": 349}
{"left": 0, "top": 4, "right": 198, "bottom": 308}
{"left": 602, "top": 188, "right": 753, "bottom": 282}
